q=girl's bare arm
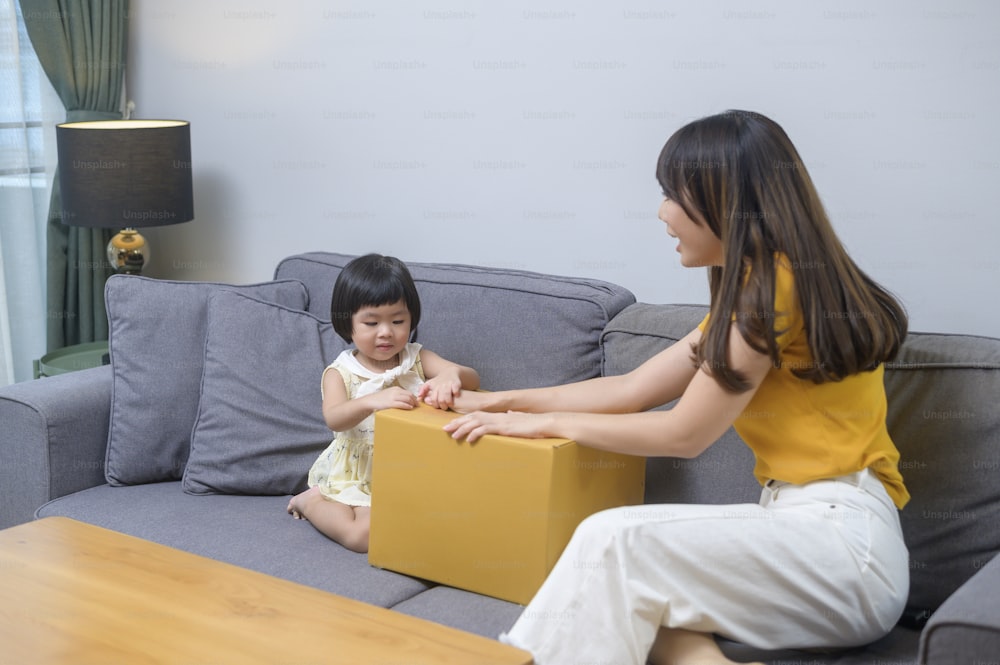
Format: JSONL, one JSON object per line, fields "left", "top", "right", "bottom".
{"left": 321, "top": 368, "right": 417, "bottom": 431}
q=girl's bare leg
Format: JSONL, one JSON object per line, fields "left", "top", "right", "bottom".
{"left": 287, "top": 487, "right": 371, "bottom": 553}
{"left": 648, "top": 628, "right": 765, "bottom": 665}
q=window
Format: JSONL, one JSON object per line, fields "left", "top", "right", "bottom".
{"left": 1, "top": 2, "right": 54, "bottom": 189}
{"left": 0, "top": 0, "right": 62, "bottom": 384}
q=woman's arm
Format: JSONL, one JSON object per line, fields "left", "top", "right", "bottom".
{"left": 451, "top": 328, "right": 705, "bottom": 416}
{"left": 444, "top": 323, "right": 772, "bottom": 458}
{"left": 321, "top": 367, "right": 417, "bottom": 431}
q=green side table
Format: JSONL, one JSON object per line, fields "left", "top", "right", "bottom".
{"left": 33, "top": 341, "right": 110, "bottom": 379}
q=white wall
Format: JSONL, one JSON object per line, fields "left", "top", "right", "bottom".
{"left": 129, "top": 0, "right": 1000, "bottom": 337}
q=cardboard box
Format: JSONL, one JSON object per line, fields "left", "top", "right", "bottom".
{"left": 368, "top": 404, "right": 646, "bottom": 605}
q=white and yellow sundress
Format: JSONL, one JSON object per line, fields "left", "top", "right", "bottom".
{"left": 306, "top": 342, "right": 425, "bottom": 507}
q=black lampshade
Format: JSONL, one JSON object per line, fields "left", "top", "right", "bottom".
{"left": 56, "top": 120, "right": 194, "bottom": 229}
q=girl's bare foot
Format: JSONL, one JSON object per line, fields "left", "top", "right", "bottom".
{"left": 287, "top": 486, "right": 322, "bottom": 519}
{"left": 285, "top": 490, "right": 370, "bottom": 552}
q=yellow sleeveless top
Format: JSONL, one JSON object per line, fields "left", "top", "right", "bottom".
{"left": 698, "top": 258, "right": 909, "bottom": 508}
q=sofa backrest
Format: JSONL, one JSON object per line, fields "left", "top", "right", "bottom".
{"left": 601, "top": 303, "right": 761, "bottom": 506}
{"left": 883, "top": 331, "right": 1000, "bottom": 612}
{"left": 603, "top": 301, "right": 1000, "bottom": 615}
{"left": 275, "top": 252, "right": 636, "bottom": 391}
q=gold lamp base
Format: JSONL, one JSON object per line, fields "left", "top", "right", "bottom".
{"left": 107, "top": 228, "right": 151, "bottom": 275}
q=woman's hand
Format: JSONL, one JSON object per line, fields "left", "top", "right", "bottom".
{"left": 417, "top": 350, "right": 480, "bottom": 410}
{"left": 443, "top": 410, "right": 553, "bottom": 443}
{"left": 446, "top": 389, "right": 497, "bottom": 414}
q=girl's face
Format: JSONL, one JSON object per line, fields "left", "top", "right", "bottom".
{"left": 350, "top": 299, "right": 412, "bottom": 370}
{"left": 658, "top": 197, "right": 724, "bottom": 267}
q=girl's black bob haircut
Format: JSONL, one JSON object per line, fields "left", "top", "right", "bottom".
{"left": 330, "top": 253, "right": 422, "bottom": 343}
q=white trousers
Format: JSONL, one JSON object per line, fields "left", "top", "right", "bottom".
{"left": 500, "top": 469, "right": 909, "bottom": 665}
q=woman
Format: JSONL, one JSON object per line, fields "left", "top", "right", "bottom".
{"left": 439, "top": 110, "right": 910, "bottom": 665}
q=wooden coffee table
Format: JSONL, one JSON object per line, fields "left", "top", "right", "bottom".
{"left": 0, "top": 517, "right": 533, "bottom": 664}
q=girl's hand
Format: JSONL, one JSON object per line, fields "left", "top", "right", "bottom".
{"left": 368, "top": 386, "right": 419, "bottom": 412}
{"left": 418, "top": 372, "right": 463, "bottom": 410}
{"left": 416, "top": 350, "right": 480, "bottom": 409}
{"left": 443, "top": 410, "right": 552, "bottom": 443}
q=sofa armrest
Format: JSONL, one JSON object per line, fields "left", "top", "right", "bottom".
{"left": 0, "top": 365, "right": 112, "bottom": 529}
{"left": 919, "top": 553, "right": 1000, "bottom": 664}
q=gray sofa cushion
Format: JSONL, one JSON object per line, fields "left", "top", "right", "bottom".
{"left": 602, "top": 303, "right": 709, "bottom": 377}
{"left": 182, "top": 290, "right": 347, "bottom": 495}
{"left": 884, "top": 332, "right": 1000, "bottom": 613}
{"left": 390, "top": 585, "right": 523, "bottom": 640}
{"left": 919, "top": 552, "right": 1000, "bottom": 663}
{"left": 104, "top": 277, "right": 309, "bottom": 486}
{"left": 274, "top": 252, "right": 636, "bottom": 391}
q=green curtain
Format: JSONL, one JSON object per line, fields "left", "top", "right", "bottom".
{"left": 20, "top": 0, "right": 129, "bottom": 350}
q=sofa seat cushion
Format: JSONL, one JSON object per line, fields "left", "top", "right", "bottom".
{"left": 35, "top": 482, "right": 430, "bottom": 608}
{"left": 274, "top": 252, "right": 636, "bottom": 390}
{"left": 716, "top": 627, "right": 920, "bottom": 664}
{"left": 390, "top": 586, "right": 524, "bottom": 640}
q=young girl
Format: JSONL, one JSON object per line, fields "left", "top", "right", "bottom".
{"left": 443, "top": 111, "right": 910, "bottom": 665}
{"left": 287, "top": 253, "right": 479, "bottom": 553}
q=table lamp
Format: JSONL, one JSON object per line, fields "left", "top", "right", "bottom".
{"left": 56, "top": 119, "right": 194, "bottom": 275}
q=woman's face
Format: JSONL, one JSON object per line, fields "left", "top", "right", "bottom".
{"left": 658, "top": 198, "right": 724, "bottom": 267}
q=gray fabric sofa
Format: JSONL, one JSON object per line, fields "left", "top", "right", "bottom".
{"left": 1, "top": 251, "right": 998, "bottom": 664}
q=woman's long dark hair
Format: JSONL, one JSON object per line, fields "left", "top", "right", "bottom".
{"left": 656, "top": 110, "right": 907, "bottom": 392}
